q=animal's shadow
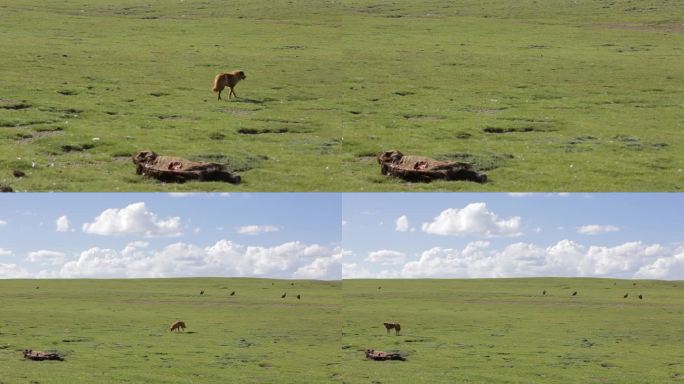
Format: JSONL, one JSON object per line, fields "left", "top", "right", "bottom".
{"left": 231, "top": 97, "right": 276, "bottom": 105}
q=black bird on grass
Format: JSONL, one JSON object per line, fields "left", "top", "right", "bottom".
{"left": 291, "top": 282, "right": 295, "bottom": 286}
{"left": 542, "top": 290, "right": 546, "bottom": 296}
{"left": 639, "top": 294, "right": 643, "bottom": 300}
{"left": 35, "top": 286, "right": 39, "bottom": 290}
{"left": 297, "top": 294, "right": 301, "bottom": 300}
{"left": 200, "top": 290, "right": 204, "bottom": 296}
{"left": 378, "top": 286, "right": 382, "bottom": 290}
{"left": 623, "top": 293, "right": 628, "bottom": 298}
{"left": 230, "top": 291, "right": 236, "bottom": 296}
{"left": 12, "top": 170, "right": 25, "bottom": 178}
{"left": 281, "top": 292, "right": 287, "bottom": 299}
{"left": 572, "top": 291, "right": 578, "bottom": 296}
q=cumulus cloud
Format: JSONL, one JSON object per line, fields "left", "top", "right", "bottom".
{"left": 365, "top": 250, "right": 406, "bottom": 265}
{"left": 237, "top": 225, "right": 280, "bottom": 235}
{"left": 0, "top": 248, "right": 12, "bottom": 257}
{"left": 421, "top": 203, "right": 522, "bottom": 237}
{"left": 342, "top": 263, "right": 374, "bottom": 279}
{"left": 294, "top": 247, "right": 343, "bottom": 280}
{"left": 82, "top": 202, "right": 183, "bottom": 237}
{"left": 56, "top": 215, "right": 71, "bottom": 232}
{"left": 26, "top": 250, "right": 66, "bottom": 266}
{"left": 352, "top": 240, "right": 682, "bottom": 279}
{"left": 0, "top": 263, "right": 29, "bottom": 278}
{"left": 395, "top": 215, "right": 411, "bottom": 232}
{"left": 56, "top": 240, "right": 340, "bottom": 280}
{"left": 577, "top": 225, "right": 621, "bottom": 235}
{"left": 0, "top": 220, "right": 6, "bottom": 226}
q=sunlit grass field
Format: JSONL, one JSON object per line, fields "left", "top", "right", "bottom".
{"left": 342, "top": 278, "right": 684, "bottom": 383}
{"left": 0, "top": 278, "right": 341, "bottom": 383}
{"left": 1, "top": 0, "right": 682, "bottom": 191}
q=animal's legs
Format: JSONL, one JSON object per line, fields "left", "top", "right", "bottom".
{"left": 217, "top": 89, "right": 222, "bottom": 100}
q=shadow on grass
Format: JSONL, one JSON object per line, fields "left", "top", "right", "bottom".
{"left": 231, "top": 97, "right": 277, "bottom": 105}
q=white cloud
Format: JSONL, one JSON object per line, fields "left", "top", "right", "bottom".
{"left": 365, "top": 250, "right": 406, "bottom": 265}
{"left": 168, "top": 193, "right": 194, "bottom": 197}
{"left": 395, "top": 215, "right": 410, "bottom": 232}
{"left": 635, "top": 248, "right": 684, "bottom": 280}
{"left": 350, "top": 240, "right": 682, "bottom": 279}
{"left": 577, "top": 225, "right": 621, "bottom": 235}
{"left": 342, "top": 263, "right": 374, "bottom": 279}
{"left": 27, "top": 250, "right": 66, "bottom": 266}
{"left": 0, "top": 263, "right": 29, "bottom": 278}
{"left": 294, "top": 247, "right": 343, "bottom": 280}
{"left": 0, "top": 248, "right": 12, "bottom": 257}
{"left": 237, "top": 225, "right": 280, "bottom": 235}
{"left": 56, "top": 215, "right": 71, "bottom": 232}
{"left": 0, "top": 220, "right": 7, "bottom": 226}
{"left": 421, "top": 203, "right": 522, "bottom": 237}
{"left": 342, "top": 220, "right": 348, "bottom": 226}
{"left": 56, "top": 240, "right": 340, "bottom": 280}
{"left": 82, "top": 202, "right": 183, "bottom": 237}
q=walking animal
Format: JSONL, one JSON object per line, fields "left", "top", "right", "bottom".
{"left": 212, "top": 71, "right": 246, "bottom": 100}
{"left": 383, "top": 322, "right": 401, "bottom": 335}
{"left": 169, "top": 320, "right": 186, "bottom": 333}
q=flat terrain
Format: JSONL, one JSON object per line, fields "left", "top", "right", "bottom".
{"left": 1, "top": 0, "right": 683, "bottom": 191}
{"left": 0, "top": 278, "right": 341, "bottom": 383}
{"left": 342, "top": 278, "right": 684, "bottom": 383}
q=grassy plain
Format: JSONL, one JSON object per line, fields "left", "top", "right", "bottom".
{"left": 0, "top": 278, "right": 341, "bottom": 383}
{"left": 1, "top": 0, "right": 682, "bottom": 191}
{"left": 342, "top": 278, "right": 684, "bottom": 383}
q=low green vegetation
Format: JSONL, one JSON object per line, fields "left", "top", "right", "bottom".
{"left": 342, "top": 278, "right": 684, "bottom": 383}
{"left": 0, "top": 278, "right": 341, "bottom": 383}
{"left": 1, "top": 0, "right": 682, "bottom": 191}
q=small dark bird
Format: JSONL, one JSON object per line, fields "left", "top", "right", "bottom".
{"left": 281, "top": 292, "right": 286, "bottom": 298}
{"left": 572, "top": 291, "right": 578, "bottom": 296}
{"left": 271, "top": 282, "right": 274, "bottom": 285}
{"left": 35, "top": 286, "right": 39, "bottom": 289}
{"left": 633, "top": 282, "right": 636, "bottom": 286}
{"left": 297, "top": 294, "right": 301, "bottom": 300}
{"left": 200, "top": 290, "right": 204, "bottom": 295}
{"left": 623, "top": 293, "right": 628, "bottom": 298}
{"left": 378, "top": 286, "right": 382, "bottom": 290}
{"left": 639, "top": 294, "right": 643, "bottom": 300}
{"left": 12, "top": 170, "right": 25, "bottom": 178}
{"left": 291, "top": 282, "right": 294, "bottom": 286}
{"left": 542, "top": 290, "right": 546, "bottom": 296}
{"left": 230, "top": 291, "right": 235, "bottom": 296}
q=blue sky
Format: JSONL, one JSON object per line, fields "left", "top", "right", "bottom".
{"left": 342, "top": 193, "right": 684, "bottom": 280}
{"left": 2, "top": 193, "right": 683, "bottom": 280}
{"left": 0, "top": 193, "right": 341, "bottom": 279}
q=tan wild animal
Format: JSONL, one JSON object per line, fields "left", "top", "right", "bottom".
{"left": 383, "top": 322, "right": 401, "bottom": 335}
{"left": 169, "top": 320, "right": 186, "bottom": 333}
{"left": 212, "top": 71, "right": 246, "bottom": 100}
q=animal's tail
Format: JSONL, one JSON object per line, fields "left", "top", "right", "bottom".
{"left": 212, "top": 74, "right": 222, "bottom": 92}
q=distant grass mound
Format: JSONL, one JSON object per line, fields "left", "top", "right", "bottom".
{"left": 1, "top": 0, "right": 683, "bottom": 191}
{"left": 342, "top": 278, "right": 684, "bottom": 383}
{"left": 0, "top": 278, "right": 341, "bottom": 383}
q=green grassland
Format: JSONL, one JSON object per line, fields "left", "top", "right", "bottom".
{"left": 341, "top": 0, "right": 684, "bottom": 191}
{"left": 0, "top": 278, "right": 341, "bottom": 383}
{"left": 342, "top": 278, "right": 684, "bottom": 383}
{"left": 1, "top": 0, "right": 683, "bottom": 191}
{"left": 0, "top": 1, "right": 343, "bottom": 191}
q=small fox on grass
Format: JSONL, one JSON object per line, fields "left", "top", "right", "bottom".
{"left": 169, "top": 320, "right": 186, "bottom": 333}
{"left": 212, "top": 71, "right": 246, "bottom": 100}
